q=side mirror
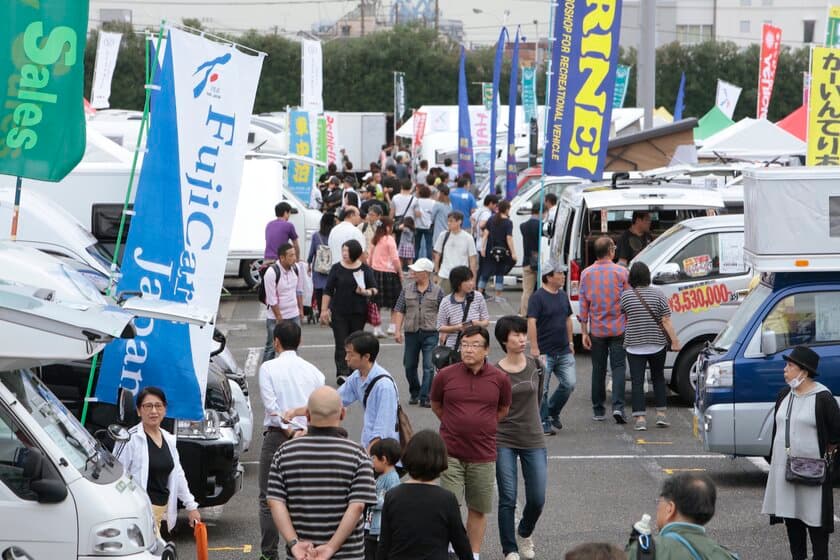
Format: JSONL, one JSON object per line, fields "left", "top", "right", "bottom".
{"left": 290, "top": 207, "right": 299, "bottom": 214}
{"left": 17, "top": 448, "right": 67, "bottom": 504}
{"left": 108, "top": 424, "right": 130, "bottom": 442}
{"left": 516, "top": 202, "right": 533, "bottom": 216}
{"left": 653, "top": 263, "right": 681, "bottom": 284}
{"left": 760, "top": 329, "right": 778, "bottom": 356}
{"left": 118, "top": 387, "right": 139, "bottom": 426}
{"left": 30, "top": 478, "right": 68, "bottom": 504}
{"left": 211, "top": 329, "right": 227, "bottom": 357}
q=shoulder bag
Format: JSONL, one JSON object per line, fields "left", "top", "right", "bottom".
{"left": 394, "top": 195, "right": 415, "bottom": 245}
{"left": 436, "top": 231, "right": 451, "bottom": 272}
{"left": 363, "top": 375, "right": 413, "bottom": 452}
{"left": 784, "top": 395, "right": 828, "bottom": 485}
{"left": 432, "top": 291, "right": 474, "bottom": 370}
{"left": 313, "top": 233, "right": 332, "bottom": 275}
{"left": 632, "top": 287, "right": 671, "bottom": 346}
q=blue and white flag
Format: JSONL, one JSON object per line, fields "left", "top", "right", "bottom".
{"left": 457, "top": 47, "right": 475, "bottom": 180}
{"left": 522, "top": 66, "right": 537, "bottom": 124}
{"left": 505, "top": 28, "right": 521, "bottom": 201}
{"left": 543, "top": 0, "right": 623, "bottom": 181}
{"left": 674, "top": 71, "right": 686, "bottom": 121}
{"left": 97, "top": 28, "right": 264, "bottom": 419}
{"left": 612, "top": 64, "right": 631, "bottom": 109}
{"left": 288, "top": 110, "right": 314, "bottom": 202}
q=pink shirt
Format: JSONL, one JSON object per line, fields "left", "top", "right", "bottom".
{"left": 370, "top": 235, "right": 400, "bottom": 273}
{"left": 264, "top": 263, "right": 304, "bottom": 319}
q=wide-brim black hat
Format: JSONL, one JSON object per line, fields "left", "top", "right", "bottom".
{"left": 783, "top": 345, "right": 820, "bottom": 376}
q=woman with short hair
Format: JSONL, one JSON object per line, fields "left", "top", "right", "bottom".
{"left": 436, "top": 266, "right": 490, "bottom": 349}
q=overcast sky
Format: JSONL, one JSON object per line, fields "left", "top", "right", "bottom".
{"left": 89, "top": 0, "right": 554, "bottom": 44}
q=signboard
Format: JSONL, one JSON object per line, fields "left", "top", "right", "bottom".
{"left": 0, "top": 0, "right": 90, "bottom": 181}
{"left": 827, "top": 6, "right": 840, "bottom": 47}
{"left": 756, "top": 24, "right": 782, "bottom": 119}
{"left": 288, "top": 110, "right": 314, "bottom": 201}
{"left": 612, "top": 64, "right": 631, "bottom": 109}
{"left": 91, "top": 31, "right": 122, "bottom": 109}
{"left": 807, "top": 46, "right": 840, "bottom": 166}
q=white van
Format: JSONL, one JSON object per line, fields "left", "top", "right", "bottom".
{"left": 548, "top": 178, "right": 725, "bottom": 336}
{"left": 631, "top": 215, "right": 750, "bottom": 401}
{"left": 0, "top": 284, "right": 172, "bottom": 559}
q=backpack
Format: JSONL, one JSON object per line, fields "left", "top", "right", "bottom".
{"left": 257, "top": 262, "right": 297, "bottom": 305}
{"left": 314, "top": 244, "right": 332, "bottom": 275}
{"left": 363, "top": 375, "right": 414, "bottom": 453}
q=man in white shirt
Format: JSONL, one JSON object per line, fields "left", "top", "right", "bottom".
{"left": 262, "top": 243, "right": 304, "bottom": 362}
{"left": 433, "top": 210, "right": 478, "bottom": 294}
{"left": 472, "top": 194, "right": 499, "bottom": 251}
{"left": 258, "top": 320, "right": 325, "bottom": 560}
{"left": 328, "top": 207, "right": 366, "bottom": 265}
{"left": 389, "top": 181, "right": 417, "bottom": 223}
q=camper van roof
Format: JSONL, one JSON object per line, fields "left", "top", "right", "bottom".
{"left": 560, "top": 180, "right": 725, "bottom": 210}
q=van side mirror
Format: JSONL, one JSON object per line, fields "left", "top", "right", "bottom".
{"left": 17, "top": 448, "right": 67, "bottom": 504}
{"left": 30, "top": 478, "right": 68, "bottom": 504}
{"left": 653, "top": 263, "right": 681, "bottom": 284}
{"left": 516, "top": 202, "right": 533, "bottom": 216}
{"left": 290, "top": 207, "right": 299, "bottom": 214}
{"left": 118, "top": 387, "right": 139, "bottom": 426}
{"left": 760, "top": 330, "right": 778, "bottom": 356}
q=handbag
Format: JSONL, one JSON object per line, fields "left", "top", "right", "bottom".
{"left": 313, "top": 233, "right": 332, "bottom": 275}
{"left": 366, "top": 301, "right": 381, "bottom": 327}
{"left": 632, "top": 288, "right": 672, "bottom": 346}
{"left": 432, "top": 292, "right": 474, "bottom": 369}
{"left": 489, "top": 245, "right": 511, "bottom": 264}
{"left": 363, "top": 375, "right": 414, "bottom": 452}
{"left": 783, "top": 395, "right": 828, "bottom": 486}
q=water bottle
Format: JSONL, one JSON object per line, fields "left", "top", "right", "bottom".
{"left": 629, "top": 513, "right": 655, "bottom": 559}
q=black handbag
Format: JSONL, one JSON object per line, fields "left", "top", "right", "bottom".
{"left": 784, "top": 395, "right": 828, "bottom": 486}
{"left": 489, "top": 245, "right": 511, "bottom": 264}
{"left": 432, "top": 292, "right": 474, "bottom": 370}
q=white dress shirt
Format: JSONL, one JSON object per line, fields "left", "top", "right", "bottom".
{"left": 259, "top": 350, "right": 325, "bottom": 428}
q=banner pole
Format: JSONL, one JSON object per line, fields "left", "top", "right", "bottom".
{"left": 81, "top": 20, "right": 167, "bottom": 426}
{"left": 10, "top": 177, "right": 22, "bottom": 240}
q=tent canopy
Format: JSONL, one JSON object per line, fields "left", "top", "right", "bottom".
{"left": 694, "top": 107, "right": 734, "bottom": 141}
{"left": 697, "top": 116, "right": 806, "bottom": 159}
{"left": 776, "top": 104, "right": 806, "bottom": 141}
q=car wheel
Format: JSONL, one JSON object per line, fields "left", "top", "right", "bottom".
{"left": 239, "top": 259, "right": 263, "bottom": 289}
{"left": 672, "top": 341, "right": 708, "bottom": 405}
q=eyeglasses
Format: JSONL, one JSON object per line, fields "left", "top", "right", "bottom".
{"left": 140, "top": 403, "right": 166, "bottom": 411}
{"left": 460, "top": 342, "right": 486, "bottom": 350}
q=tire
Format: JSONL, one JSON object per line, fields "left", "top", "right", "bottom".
{"left": 239, "top": 258, "right": 263, "bottom": 289}
{"left": 672, "top": 341, "right": 708, "bottom": 405}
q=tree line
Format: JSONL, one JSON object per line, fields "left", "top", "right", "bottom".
{"left": 84, "top": 22, "right": 809, "bottom": 123}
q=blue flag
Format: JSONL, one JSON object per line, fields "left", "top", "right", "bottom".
{"left": 674, "top": 72, "right": 686, "bottom": 121}
{"left": 489, "top": 27, "right": 507, "bottom": 190}
{"left": 505, "top": 28, "right": 521, "bottom": 201}
{"left": 543, "top": 0, "right": 623, "bottom": 181}
{"left": 457, "top": 47, "right": 475, "bottom": 180}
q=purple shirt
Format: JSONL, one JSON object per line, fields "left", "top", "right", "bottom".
{"left": 264, "top": 219, "right": 298, "bottom": 259}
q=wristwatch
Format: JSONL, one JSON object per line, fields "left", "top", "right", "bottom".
{"left": 286, "top": 538, "right": 299, "bottom": 552}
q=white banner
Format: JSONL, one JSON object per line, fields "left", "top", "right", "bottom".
{"left": 301, "top": 39, "right": 324, "bottom": 114}
{"left": 90, "top": 31, "right": 122, "bottom": 109}
{"left": 715, "top": 79, "right": 742, "bottom": 119}
{"left": 324, "top": 111, "right": 340, "bottom": 166}
{"left": 97, "top": 27, "right": 264, "bottom": 419}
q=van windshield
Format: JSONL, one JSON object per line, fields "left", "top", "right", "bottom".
{"left": 714, "top": 283, "right": 772, "bottom": 351}
{"left": 633, "top": 223, "right": 691, "bottom": 268}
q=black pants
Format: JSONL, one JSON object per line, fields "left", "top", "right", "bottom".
{"left": 258, "top": 429, "right": 291, "bottom": 559}
{"left": 784, "top": 518, "right": 829, "bottom": 560}
{"left": 364, "top": 534, "right": 378, "bottom": 560}
{"left": 331, "top": 312, "right": 367, "bottom": 379}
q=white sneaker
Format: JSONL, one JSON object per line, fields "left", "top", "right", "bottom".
{"left": 374, "top": 327, "right": 385, "bottom": 338}
{"left": 386, "top": 324, "right": 396, "bottom": 335}
{"left": 517, "top": 534, "right": 535, "bottom": 560}
{"left": 505, "top": 553, "right": 520, "bottom": 560}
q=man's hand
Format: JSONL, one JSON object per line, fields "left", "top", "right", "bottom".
{"left": 569, "top": 342, "right": 575, "bottom": 356}
{"left": 290, "top": 540, "right": 314, "bottom": 560}
{"left": 312, "top": 543, "right": 338, "bottom": 559}
{"left": 581, "top": 333, "right": 592, "bottom": 350}
{"left": 187, "top": 509, "right": 201, "bottom": 527}
{"left": 320, "top": 309, "right": 331, "bottom": 326}
{"left": 395, "top": 331, "right": 403, "bottom": 343}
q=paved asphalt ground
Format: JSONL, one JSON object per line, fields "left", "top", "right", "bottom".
{"left": 168, "top": 282, "right": 839, "bottom": 559}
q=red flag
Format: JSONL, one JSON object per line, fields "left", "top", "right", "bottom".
{"left": 756, "top": 24, "right": 782, "bottom": 119}
{"left": 413, "top": 111, "right": 427, "bottom": 150}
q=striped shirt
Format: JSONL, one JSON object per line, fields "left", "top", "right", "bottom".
{"left": 267, "top": 427, "right": 376, "bottom": 560}
{"left": 579, "top": 260, "right": 629, "bottom": 338}
{"left": 620, "top": 286, "right": 671, "bottom": 348}
{"left": 436, "top": 291, "right": 490, "bottom": 347}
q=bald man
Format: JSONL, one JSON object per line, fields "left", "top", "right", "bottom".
{"left": 267, "top": 386, "right": 376, "bottom": 560}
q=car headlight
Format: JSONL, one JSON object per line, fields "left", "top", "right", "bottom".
{"left": 705, "top": 360, "right": 734, "bottom": 388}
{"left": 176, "top": 409, "right": 221, "bottom": 439}
{"left": 89, "top": 519, "right": 146, "bottom": 555}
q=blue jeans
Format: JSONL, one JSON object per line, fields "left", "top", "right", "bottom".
{"left": 414, "top": 228, "right": 433, "bottom": 260}
{"left": 590, "top": 334, "right": 626, "bottom": 416}
{"left": 403, "top": 330, "right": 437, "bottom": 401}
{"left": 495, "top": 447, "right": 547, "bottom": 555}
{"left": 478, "top": 273, "right": 504, "bottom": 292}
{"left": 263, "top": 316, "right": 301, "bottom": 362}
{"left": 540, "top": 352, "right": 576, "bottom": 428}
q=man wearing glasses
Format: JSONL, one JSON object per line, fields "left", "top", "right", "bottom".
{"left": 431, "top": 326, "right": 512, "bottom": 560}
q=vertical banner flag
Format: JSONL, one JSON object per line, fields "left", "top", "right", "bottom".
{"left": 324, "top": 111, "right": 339, "bottom": 166}
{"left": 413, "top": 110, "right": 427, "bottom": 150}
{"left": 807, "top": 47, "right": 840, "bottom": 166}
{"left": 457, "top": 47, "right": 475, "bottom": 180}
{"left": 394, "top": 72, "right": 406, "bottom": 125}
{"left": 316, "top": 115, "right": 327, "bottom": 179}
{"left": 715, "top": 79, "right": 742, "bottom": 119}
{"left": 612, "top": 64, "right": 631, "bottom": 109}
{"left": 543, "top": 0, "right": 623, "bottom": 181}
{"left": 288, "top": 110, "right": 314, "bottom": 201}
{"left": 803, "top": 71, "right": 811, "bottom": 106}
{"left": 301, "top": 39, "right": 323, "bottom": 114}
{"left": 1, "top": 0, "right": 90, "bottom": 181}
{"left": 674, "top": 72, "right": 686, "bottom": 120}
{"left": 91, "top": 31, "right": 122, "bottom": 109}
{"left": 482, "top": 83, "right": 495, "bottom": 110}
{"left": 522, "top": 66, "right": 538, "bottom": 124}
{"left": 505, "top": 28, "right": 521, "bottom": 201}
{"left": 490, "top": 27, "right": 508, "bottom": 190}
{"left": 97, "top": 28, "right": 264, "bottom": 419}
{"left": 756, "top": 24, "right": 782, "bottom": 119}
{"left": 827, "top": 6, "right": 840, "bottom": 47}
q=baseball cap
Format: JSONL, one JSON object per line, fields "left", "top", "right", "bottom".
{"left": 541, "top": 259, "right": 568, "bottom": 274}
{"left": 408, "top": 258, "right": 435, "bottom": 273}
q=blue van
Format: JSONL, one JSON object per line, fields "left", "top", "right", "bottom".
{"left": 695, "top": 272, "right": 840, "bottom": 457}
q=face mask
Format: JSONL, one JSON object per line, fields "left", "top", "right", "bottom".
{"left": 787, "top": 373, "right": 806, "bottom": 390}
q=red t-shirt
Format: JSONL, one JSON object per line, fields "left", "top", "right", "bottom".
{"left": 430, "top": 361, "right": 512, "bottom": 463}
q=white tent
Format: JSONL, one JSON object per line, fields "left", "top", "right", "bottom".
{"left": 697, "top": 117, "right": 806, "bottom": 160}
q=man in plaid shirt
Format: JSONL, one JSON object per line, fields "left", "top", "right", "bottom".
{"left": 579, "top": 236, "right": 630, "bottom": 423}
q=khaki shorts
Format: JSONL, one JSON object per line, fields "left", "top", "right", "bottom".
{"left": 438, "top": 276, "right": 452, "bottom": 295}
{"left": 440, "top": 457, "right": 495, "bottom": 514}
{"left": 151, "top": 504, "right": 167, "bottom": 538}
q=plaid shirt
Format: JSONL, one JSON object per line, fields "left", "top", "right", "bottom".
{"left": 579, "top": 259, "right": 629, "bottom": 338}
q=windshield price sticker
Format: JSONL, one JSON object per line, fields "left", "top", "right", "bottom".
{"left": 669, "top": 282, "right": 734, "bottom": 314}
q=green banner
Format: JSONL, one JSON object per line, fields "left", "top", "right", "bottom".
{"left": 522, "top": 67, "right": 537, "bottom": 124}
{"left": 0, "top": 1, "right": 89, "bottom": 182}
{"left": 827, "top": 6, "right": 840, "bottom": 47}
{"left": 482, "top": 82, "right": 494, "bottom": 110}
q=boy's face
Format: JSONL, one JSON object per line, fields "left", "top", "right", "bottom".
{"left": 371, "top": 454, "right": 389, "bottom": 474}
